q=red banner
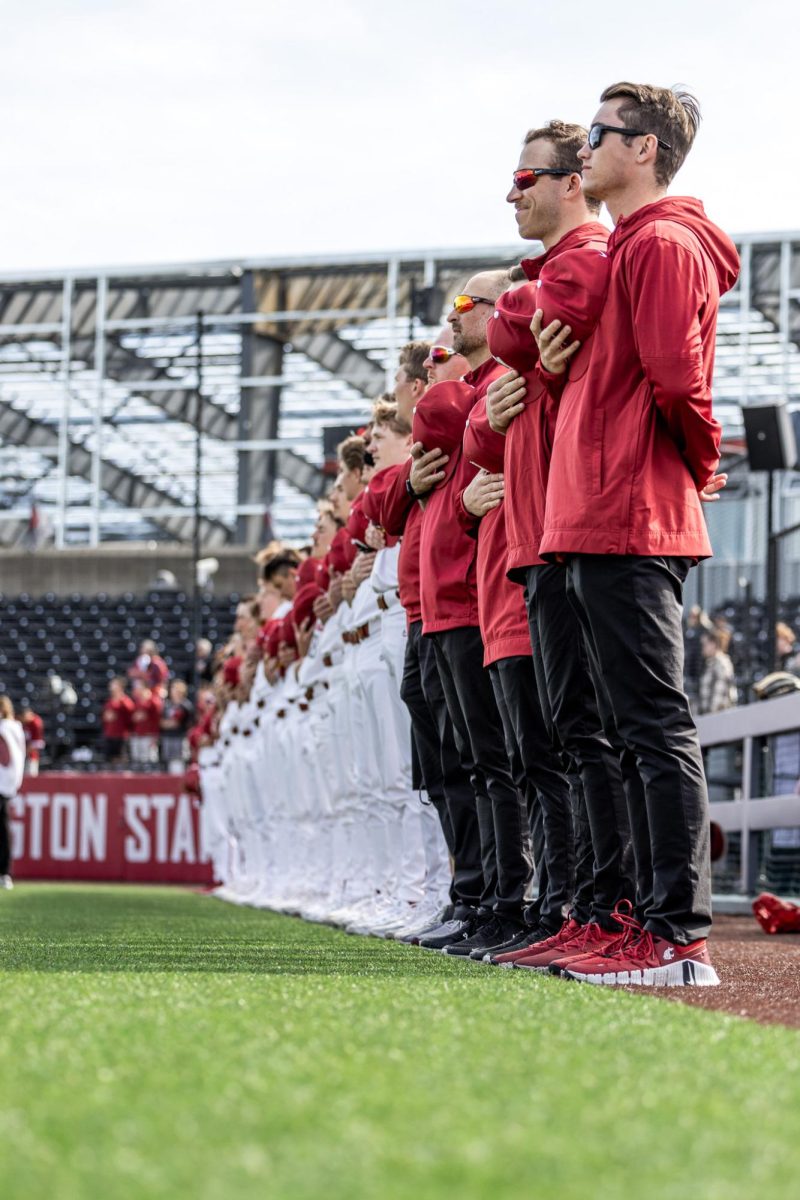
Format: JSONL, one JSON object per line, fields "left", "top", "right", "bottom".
{"left": 9, "top": 773, "right": 214, "bottom": 884}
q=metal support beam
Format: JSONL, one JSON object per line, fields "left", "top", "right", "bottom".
{"left": 90, "top": 277, "right": 107, "bottom": 547}
{"left": 237, "top": 271, "right": 284, "bottom": 545}
{"left": 56, "top": 277, "right": 73, "bottom": 549}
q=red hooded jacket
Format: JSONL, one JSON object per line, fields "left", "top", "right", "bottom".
{"left": 486, "top": 222, "right": 611, "bottom": 577}
{"left": 417, "top": 363, "right": 503, "bottom": 635}
{"left": 539, "top": 198, "right": 739, "bottom": 560}
{"left": 462, "top": 387, "right": 531, "bottom": 666}
{"left": 378, "top": 460, "right": 421, "bottom": 624}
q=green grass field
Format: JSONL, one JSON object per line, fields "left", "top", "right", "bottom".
{"left": 1, "top": 884, "right": 799, "bottom": 1200}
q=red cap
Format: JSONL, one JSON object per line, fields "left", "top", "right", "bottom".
{"left": 280, "top": 616, "right": 297, "bottom": 649}
{"left": 345, "top": 495, "right": 369, "bottom": 547}
{"left": 296, "top": 556, "right": 320, "bottom": 586}
{"left": 184, "top": 761, "right": 201, "bottom": 796}
{"left": 361, "top": 466, "right": 402, "bottom": 546}
{"left": 487, "top": 284, "right": 540, "bottom": 374}
{"left": 223, "top": 655, "right": 242, "bottom": 687}
{"left": 327, "top": 527, "right": 357, "bottom": 574}
{"left": 315, "top": 560, "right": 330, "bottom": 591}
{"left": 265, "top": 625, "right": 282, "bottom": 659}
{"left": 463, "top": 404, "right": 505, "bottom": 474}
{"left": 412, "top": 380, "right": 474, "bottom": 484}
{"left": 291, "top": 582, "right": 323, "bottom": 629}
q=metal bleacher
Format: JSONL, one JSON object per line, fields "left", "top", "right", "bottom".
{"left": 0, "top": 233, "right": 797, "bottom": 554}
{"left": 0, "top": 247, "right": 526, "bottom": 550}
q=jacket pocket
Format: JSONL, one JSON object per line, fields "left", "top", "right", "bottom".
{"left": 590, "top": 409, "right": 604, "bottom": 495}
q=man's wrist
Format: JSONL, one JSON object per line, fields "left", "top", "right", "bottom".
{"left": 406, "top": 477, "right": 422, "bottom": 500}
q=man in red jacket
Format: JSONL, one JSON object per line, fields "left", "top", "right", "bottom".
{"left": 535, "top": 82, "right": 739, "bottom": 986}
{"left": 412, "top": 271, "right": 534, "bottom": 957}
{"left": 380, "top": 331, "right": 488, "bottom": 942}
{"left": 483, "top": 121, "right": 636, "bottom": 973}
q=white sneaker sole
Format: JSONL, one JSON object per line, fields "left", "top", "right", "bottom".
{"left": 565, "top": 960, "right": 720, "bottom": 987}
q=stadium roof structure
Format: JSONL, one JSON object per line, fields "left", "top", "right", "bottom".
{"left": 0, "top": 235, "right": 798, "bottom": 551}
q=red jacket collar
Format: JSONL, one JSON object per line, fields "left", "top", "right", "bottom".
{"left": 521, "top": 220, "right": 610, "bottom": 280}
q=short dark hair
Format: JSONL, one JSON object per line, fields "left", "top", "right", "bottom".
{"left": 524, "top": 120, "right": 601, "bottom": 215}
{"left": 337, "top": 434, "right": 366, "bottom": 473}
{"left": 599, "top": 81, "right": 700, "bottom": 187}
{"left": 398, "top": 341, "right": 431, "bottom": 386}
{"left": 261, "top": 548, "right": 301, "bottom": 582}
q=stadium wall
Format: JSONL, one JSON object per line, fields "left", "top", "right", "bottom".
{"left": 0, "top": 546, "right": 256, "bottom": 596}
{"left": 9, "top": 773, "right": 214, "bottom": 884}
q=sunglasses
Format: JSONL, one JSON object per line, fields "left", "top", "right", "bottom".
{"left": 511, "top": 167, "right": 576, "bottom": 191}
{"left": 587, "top": 123, "right": 672, "bottom": 151}
{"left": 452, "top": 294, "right": 496, "bottom": 314}
{"left": 429, "top": 345, "right": 457, "bottom": 363}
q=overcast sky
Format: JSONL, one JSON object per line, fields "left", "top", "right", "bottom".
{"left": 0, "top": 0, "right": 797, "bottom": 273}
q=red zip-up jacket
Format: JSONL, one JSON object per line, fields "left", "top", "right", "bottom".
{"left": 486, "top": 222, "right": 611, "bottom": 577}
{"left": 378, "top": 459, "right": 422, "bottom": 625}
{"left": 417, "top": 357, "right": 503, "bottom": 638}
{"left": 415, "top": 376, "right": 485, "bottom": 634}
{"left": 539, "top": 198, "right": 740, "bottom": 560}
{"left": 462, "top": 395, "right": 532, "bottom": 665}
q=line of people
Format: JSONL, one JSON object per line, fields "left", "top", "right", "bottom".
{"left": 200, "top": 81, "right": 740, "bottom": 987}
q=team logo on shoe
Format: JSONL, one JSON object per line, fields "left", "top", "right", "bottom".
{"left": 662, "top": 946, "right": 675, "bottom": 961}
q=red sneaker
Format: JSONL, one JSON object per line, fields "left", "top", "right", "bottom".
{"left": 564, "top": 921, "right": 720, "bottom": 988}
{"left": 543, "top": 921, "right": 626, "bottom": 974}
{"left": 753, "top": 892, "right": 800, "bottom": 935}
{"left": 495, "top": 919, "right": 583, "bottom": 968}
{"left": 546, "top": 899, "right": 635, "bottom": 976}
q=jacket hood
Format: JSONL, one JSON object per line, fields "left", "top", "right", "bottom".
{"left": 412, "top": 380, "right": 474, "bottom": 483}
{"left": 610, "top": 197, "right": 739, "bottom": 295}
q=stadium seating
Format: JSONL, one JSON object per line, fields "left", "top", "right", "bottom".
{"left": 0, "top": 589, "right": 238, "bottom": 765}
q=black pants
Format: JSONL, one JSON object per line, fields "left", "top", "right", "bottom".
{"left": 489, "top": 655, "right": 572, "bottom": 932}
{"left": 566, "top": 554, "right": 712, "bottom": 944}
{"left": 0, "top": 796, "right": 11, "bottom": 876}
{"left": 430, "top": 626, "right": 530, "bottom": 919}
{"left": 400, "top": 620, "right": 483, "bottom": 914}
{"left": 526, "top": 564, "right": 635, "bottom": 927}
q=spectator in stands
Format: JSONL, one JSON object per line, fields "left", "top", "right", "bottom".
{"left": 129, "top": 679, "right": 162, "bottom": 767}
{"left": 18, "top": 700, "right": 45, "bottom": 776}
{"left": 684, "top": 605, "right": 715, "bottom": 705}
{"left": 101, "top": 677, "right": 135, "bottom": 767}
{"left": 698, "top": 630, "right": 737, "bottom": 714}
{"left": 161, "top": 679, "right": 193, "bottom": 772}
{"left": 0, "top": 695, "right": 26, "bottom": 889}
{"left": 128, "top": 639, "right": 170, "bottom": 696}
{"left": 194, "top": 638, "right": 215, "bottom": 684}
{"left": 775, "top": 622, "right": 800, "bottom": 674}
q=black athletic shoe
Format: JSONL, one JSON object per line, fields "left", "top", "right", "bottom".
{"left": 485, "top": 924, "right": 556, "bottom": 964}
{"left": 443, "top": 914, "right": 503, "bottom": 957}
{"left": 466, "top": 917, "right": 528, "bottom": 961}
{"left": 418, "top": 915, "right": 476, "bottom": 950}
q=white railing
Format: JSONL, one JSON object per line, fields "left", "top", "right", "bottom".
{"left": 697, "top": 692, "right": 800, "bottom": 892}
